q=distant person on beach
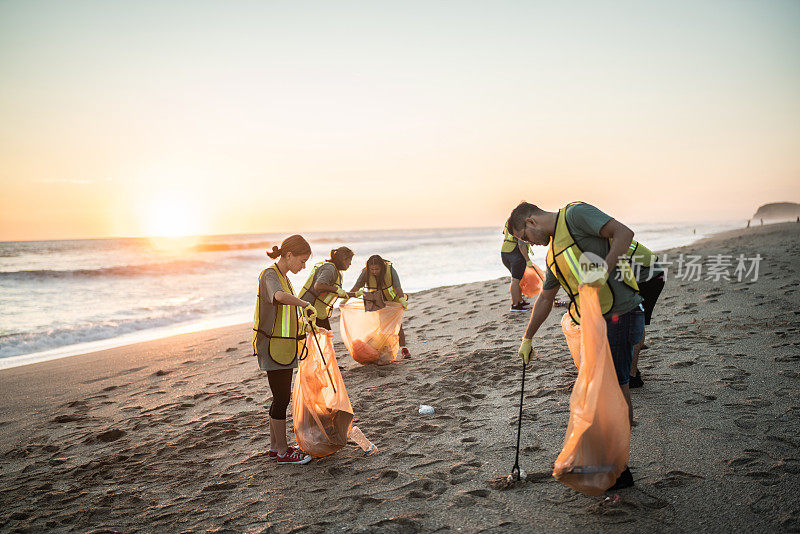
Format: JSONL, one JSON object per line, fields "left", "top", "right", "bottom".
{"left": 299, "top": 246, "right": 355, "bottom": 331}
{"left": 501, "top": 221, "right": 533, "bottom": 312}
{"left": 350, "top": 255, "right": 411, "bottom": 359}
{"left": 507, "top": 201, "right": 644, "bottom": 490}
{"left": 252, "top": 235, "right": 317, "bottom": 465}
{"left": 626, "top": 242, "right": 665, "bottom": 389}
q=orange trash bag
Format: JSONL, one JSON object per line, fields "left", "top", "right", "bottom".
{"left": 292, "top": 328, "right": 354, "bottom": 458}
{"left": 561, "top": 312, "right": 582, "bottom": 369}
{"left": 519, "top": 264, "right": 545, "bottom": 298}
{"left": 553, "top": 285, "right": 630, "bottom": 496}
{"left": 339, "top": 300, "right": 404, "bottom": 365}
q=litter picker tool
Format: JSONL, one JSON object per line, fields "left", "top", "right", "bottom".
{"left": 307, "top": 319, "right": 337, "bottom": 394}
{"left": 511, "top": 360, "right": 526, "bottom": 481}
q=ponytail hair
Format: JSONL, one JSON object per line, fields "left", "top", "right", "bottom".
{"left": 329, "top": 246, "right": 354, "bottom": 269}
{"left": 266, "top": 234, "right": 312, "bottom": 259}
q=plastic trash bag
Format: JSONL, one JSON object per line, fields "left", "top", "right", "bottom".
{"left": 340, "top": 300, "right": 404, "bottom": 365}
{"left": 519, "top": 264, "right": 545, "bottom": 298}
{"left": 292, "top": 328, "right": 354, "bottom": 458}
{"left": 561, "top": 312, "right": 582, "bottom": 369}
{"left": 553, "top": 285, "right": 630, "bottom": 496}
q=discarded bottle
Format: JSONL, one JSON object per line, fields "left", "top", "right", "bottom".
{"left": 419, "top": 405, "right": 435, "bottom": 415}
{"left": 349, "top": 425, "right": 378, "bottom": 455}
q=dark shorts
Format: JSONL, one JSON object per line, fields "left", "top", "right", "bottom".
{"left": 316, "top": 317, "right": 332, "bottom": 331}
{"left": 605, "top": 306, "right": 645, "bottom": 386}
{"left": 638, "top": 274, "right": 665, "bottom": 325}
{"left": 501, "top": 250, "right": 526, "bottom": 280}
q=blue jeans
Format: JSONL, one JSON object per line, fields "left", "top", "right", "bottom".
{"left": 605, "top": 305, "right": 645, "bottom": 386}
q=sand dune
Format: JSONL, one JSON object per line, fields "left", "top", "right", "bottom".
{"left": 1, "top": 222, "right": 798, "bottom": 532}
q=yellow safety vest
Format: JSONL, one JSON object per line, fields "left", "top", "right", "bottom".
{"left": 252, "top": 264, "right": 306, "bottom": 365}
{"left": 501, "top": 222, "right": 519, "bottom": 253}
{"left": 299, "top": 260, "right": 343, "bottom": 320}
{"left": 546, "top": 202, "right": 639, "bottom": 324}
{"left": 365, "top": 260, "right": 398, "bottom": 301}
{"left": 624, "top": 240, "right": 657, "bottom": 269}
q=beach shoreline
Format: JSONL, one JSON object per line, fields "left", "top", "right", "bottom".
{"left": 1, "top": 221, "right": 799, "bottom": 532}
{"left": 0, "top": 219, "right": 745, "bottom": 370}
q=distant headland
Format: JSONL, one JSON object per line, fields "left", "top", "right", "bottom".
{"left": 752, "top": 202, "right": 800, "bottom": 221}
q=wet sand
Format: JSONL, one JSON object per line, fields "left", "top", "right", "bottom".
{"left": 1, "top": 222, "right": 799, "bottom": 532}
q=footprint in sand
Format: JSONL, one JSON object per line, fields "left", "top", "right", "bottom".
{"left": 368, "top": 516, "right": 426, "bottom": 532}
{"left": 86, "top": 429, "right": 126, "bottom": 443}
{"left": 684, "top": 393, "right": 716, "bottom": 405}
{"left": 52, "top": 414, "right": 83, "bottom": 423}
{"left": 652, "top": 470, "right": 704, "bottom": 488}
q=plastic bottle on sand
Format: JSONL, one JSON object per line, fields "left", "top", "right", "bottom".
{"left": 349, "top": 426, "right": 378, "bottom": 455}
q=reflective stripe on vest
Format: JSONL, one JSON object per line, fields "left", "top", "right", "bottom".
{"left": 625, "top": 240, "right": 657, "bottom": 268}
{"left": 546, "top": 202, "right": 639, "bottom": 324}
{"left": 366, "top": 260, "right": 398, "bottom": 301}
{"left": 251, "top": 264, "right": 305, "bottom": 365}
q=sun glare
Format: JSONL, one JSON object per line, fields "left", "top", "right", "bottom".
{"left": 140, "top": 194, "right": 202, "bottom": 238}
{"left": 140, "top": 194, "right": 204, "bottom": 252}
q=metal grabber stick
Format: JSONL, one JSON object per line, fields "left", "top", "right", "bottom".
{"left": 512, "top": 360, "right": 527, "bottom": 481}
{"left": 306, "top": 316, "right": 336, "bottom": 394}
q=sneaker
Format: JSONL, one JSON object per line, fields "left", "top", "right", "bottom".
{"left": 509, "top": 303, "right": 528, "bottom": 312}
{"left": 268, "top": 445, "right": 299, "bottom": 458}
{"left": 401, "top": 347, "right": 411, "bottom": 359}
{"left": 608, "top": 467, "right": 634, "bottom": 490}
{"left": 277, "top": 448, "right": 312, "bottom": 465}
{"left": 629, "top": 372, "right": 644, "bottom": 389}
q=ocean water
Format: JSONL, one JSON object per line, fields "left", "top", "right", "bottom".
{"left": 0, "top": 221, "right": 742, "bottom": 368}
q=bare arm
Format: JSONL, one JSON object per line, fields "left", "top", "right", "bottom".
{"left": 313, "top": 281, "right": 339, "bottom": 294}
{"left": 599, "top": 219, "right": 634, "bottom": 275}
{"left": 523, "top": 287, "right": 557, "bottom": 339}
{"left": 517, "top": 240, "right": 529, "bottom": 259}
{"left": 274, "top": 290, "right": 308, "bottom": 308}
{"left": 350, "top": 271, "right": 365, "bottom": 293}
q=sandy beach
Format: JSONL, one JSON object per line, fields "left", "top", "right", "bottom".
{"left": 1, "top": 222, "right": 798, "bottom": 533}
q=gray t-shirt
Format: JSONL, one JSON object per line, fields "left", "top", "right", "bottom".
{"left": 353, "top": 266, "right": 401, "bottom": 295}
{"left": 299, "top": 263, "right": 339, "bottom": 318}
{"left": 543, "top": 203, "right": 642, "bottom": 318}
{"left": 255, "top": 266, "right": 299, "bottom": 371}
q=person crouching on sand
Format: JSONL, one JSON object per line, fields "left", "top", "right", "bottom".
{"left": 507, "top": 201, "right": 645, "bottom": 490}
{"left": 252, "top": 235, "right": 317, "bottom": 465}
{"left": 626, "top": 241, "right": 665, "bottom": 389}
{"left": 299, "top": 246, "right": 355, "bottom": 332}
{"left": 350, "top": 254, "right": 411, "bottom": 359}
{"left": 501, "top": 220, "right": 534, "bottom": 312}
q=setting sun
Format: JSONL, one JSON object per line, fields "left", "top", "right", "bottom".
{"left": 140, "top": 193, "right": 201, "bottom": 238}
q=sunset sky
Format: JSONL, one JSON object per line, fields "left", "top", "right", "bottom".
{"left": 1, "top": 1, "right": 798, "bottom": 240}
